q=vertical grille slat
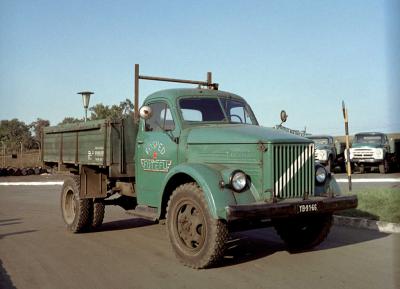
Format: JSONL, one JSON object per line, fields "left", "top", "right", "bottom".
{"left": 272, "top": 143, "right": 315, "bottom": 198}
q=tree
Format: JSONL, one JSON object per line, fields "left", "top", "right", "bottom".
{"left": 89, "top": 98, "right": 134, "bottom": 120}
{"left": 30, "top": 118, "right": 50, "bottom": 148}
{"left": 57, "top": 98, "right": 134, "bottom": 125}
{"left": 58, "top": 117, "right": 83, "bottom": 125}
{"left": 0, "top": 119, "right": 34, "bottom": 152}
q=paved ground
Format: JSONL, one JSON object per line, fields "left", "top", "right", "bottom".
{"left": 0, "top": 182, "right": 399, "bottom": 289}
{"left": 333, "top": 172, "right": 400, "bottom": 192}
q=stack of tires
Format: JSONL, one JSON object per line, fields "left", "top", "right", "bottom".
{"left": 0, "top": 167, "right": 47, "bottom": 177}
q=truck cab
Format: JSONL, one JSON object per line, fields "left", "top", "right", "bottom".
{"left": 349, "top": 132, "right": 391, "bottom": 173}
{"left": 307, "top": 135, "right": 337, "bottom": 170}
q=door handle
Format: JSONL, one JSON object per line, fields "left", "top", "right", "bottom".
{"left": 137, "top": 140, "right": 144, "bottom": 144}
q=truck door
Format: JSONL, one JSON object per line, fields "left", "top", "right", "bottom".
{"left": 136, "top": 101, "right": 178, "bottom": 207}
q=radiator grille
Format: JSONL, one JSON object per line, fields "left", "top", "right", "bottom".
{"left": 352, "top": 148, "right": 374, "bottom": 159}
{"left": 272, "top": 144, "right": 315, "bottom": 198}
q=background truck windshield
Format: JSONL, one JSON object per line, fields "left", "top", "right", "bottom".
{"left": 309, "top": 137, "right": 329, "bottom": 145}
{"left": 179, "top": 97, "right": 258, "bottom": 125}
{"left": 354, "top": 134, "right": 384, "bottom": 144}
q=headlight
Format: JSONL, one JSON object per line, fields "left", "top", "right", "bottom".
{"left": 315, "top": 166, "right": 327, "bottom": 184}
{"left": 230, "top": 170, "right": 248, "bottom": 192}
{"left": 373, "top": 148, "right": 383, "bottom": 159}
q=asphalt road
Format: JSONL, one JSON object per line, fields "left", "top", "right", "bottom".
{"left": 333, "top": 172, "right": 400, "bottom": 192}
{"left": 0, "top": 180, "right": 399, "bottom": 289}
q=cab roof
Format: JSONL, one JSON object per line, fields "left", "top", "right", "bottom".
{"left": 143, "top": 88, "right": 245, "bottom": 103}
{"left": 308, "top": 134, "right": 333, "bottom": 139}
{"left": 355, "top": 132, "right": 385, "bottom": 136}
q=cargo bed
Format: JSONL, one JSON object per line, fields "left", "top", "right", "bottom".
{"left": 43, "top": 115, "right": 137, "bottom": 178}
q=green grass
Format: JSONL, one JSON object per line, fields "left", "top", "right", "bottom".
{"left": 336, "top": 188, "right": 400, "bottom": 223}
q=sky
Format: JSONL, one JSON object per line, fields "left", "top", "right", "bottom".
{"left": 0, "top": 0, "right": 399, "bottom": 136}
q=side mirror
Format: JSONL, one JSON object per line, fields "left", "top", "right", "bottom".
{"left": 139, "top": 106, "right": 152, "bottom": 120}
{"left": 280, "top": 110, "right": 288, "bottom": 123}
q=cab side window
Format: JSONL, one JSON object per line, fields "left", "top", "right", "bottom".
{"left": 145, "top": 102, "right": 175, "bottom": 132}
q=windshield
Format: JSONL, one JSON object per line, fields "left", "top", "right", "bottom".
{"left": 308, "top": 137, "right": 330, "bottom": 145}
{"left": 179, "top": 97, "right": 258, "bottom": 125}
{"left": 354, "top": 134, "right": 384, "bottom": 144}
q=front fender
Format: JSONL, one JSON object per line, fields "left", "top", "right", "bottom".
{"left": 161, "top": 163, "right": 237, "bottom": 219}
{"left": 315, "top": 174, "right": 342, "bottom": 196}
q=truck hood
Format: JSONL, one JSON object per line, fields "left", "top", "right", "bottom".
{"left": 352, "top": 143, "right": 383, "bottom": 149}
{"left": 186, "top": 124, "right": 312, "bottom": 144}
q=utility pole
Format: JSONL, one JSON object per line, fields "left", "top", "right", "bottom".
{"left": 342, "top": 101, "right": 352, "bottom": 191}
{"left": 35, "top": 141, "right": 41, "bottom": 162}
{"left": 1, "top": 141, "right": 5, "bottom": 168}
{"left": 20, "top": 142, "right": 23, "bottom": 168}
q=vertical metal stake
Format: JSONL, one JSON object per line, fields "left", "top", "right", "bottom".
{"left": 20, "top": 142, "right": 23, "bottom": 168}
{"left": 134, "top": 64, "right": 139, "bottom": 123}
{"left": 1, "top": 141, "right": 5, "bottom": 167}
{"left": 342, "top": 101, "right": 352, "bottom": 191}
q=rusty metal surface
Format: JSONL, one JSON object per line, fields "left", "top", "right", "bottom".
{"left": 80, "top": 166, "right": 107, "bottom": 198}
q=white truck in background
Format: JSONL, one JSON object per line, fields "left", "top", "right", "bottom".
{"left": 349, "top": 132, "right": 398, "bottom": 174}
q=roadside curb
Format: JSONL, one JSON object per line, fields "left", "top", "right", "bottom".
{"left": 333, "top": 215, "right": 400, "bottom": 234}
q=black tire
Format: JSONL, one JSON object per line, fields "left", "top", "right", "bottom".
{"left": 379, "top": 159, "right": 389, "bottom": 174}
{"left": 273, "top": 213, "right": 333, "bottom": 251}
{"left": 166, "top": 182, "right": 228, "bottom": 269}
{"left": 92, "top": 200, "right": 105, "bottom": 228}
{"left": 61, "top": 176, "right": 93, "bottom": 233}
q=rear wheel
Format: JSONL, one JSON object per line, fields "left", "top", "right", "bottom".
{"left": 273, "top": 214, "right": 332, "bottom": 251}
{"left": 61, "top": 176, "right": 92, "bottom": 233}
{"left": 166, "top": 182, "right": 228, "bottom": 269}
{"left": 92, "top": 200, "right": 105, "bottom": 228}
{"left": 379, "top": 159, "right": 389, "bottom": 174}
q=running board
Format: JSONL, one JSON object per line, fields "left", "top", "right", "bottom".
{"left": 126, "top": 205, "right": 158, "bottom": 222}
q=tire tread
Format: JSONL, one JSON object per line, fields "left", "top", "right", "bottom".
{"left": 166, "top": 182, "right": 228, "bottom": 269}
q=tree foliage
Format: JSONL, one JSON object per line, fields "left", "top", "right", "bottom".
{"left": 0, "top": 119, "right": 34, "bottom": 152}
{"left": 30, "top": 118, "right": 50, "bottom": 144}
{"left": 89, "top": 98, "right": 133, "bottom": 120}
{"left": 58, "top": 117, "right": 83, "bottom": 125}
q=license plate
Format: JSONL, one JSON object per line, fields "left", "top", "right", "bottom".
{"left": 298, "top": 203, "right": 318, "bottom": 213}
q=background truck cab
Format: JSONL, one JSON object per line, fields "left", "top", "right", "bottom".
{"left": 349, "top": 132, "right": 395, "bottom": 173}
{"left": 307, "top": 135, "right": 337, "bottom": 171}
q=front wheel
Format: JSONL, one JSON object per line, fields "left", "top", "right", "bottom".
{"left": 166, "top": 182, "right": 228, "bottom": 269}
{"left": 273, "top": 214, "right": 333, "bottom": 251}
{"left": 379, "top": 159, "right": 389, "bottom": 174}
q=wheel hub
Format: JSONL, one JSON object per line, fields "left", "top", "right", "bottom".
{"left": 176, "top": 203, "right": 205, "bottom": 250}
{"left": 63, "top": 188, "right": 76, "bottom": 224}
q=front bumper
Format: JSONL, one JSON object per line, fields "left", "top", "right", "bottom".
{"left": 351, "top": 158, "right": 382, "bottom": 164}
{"left": 226, "top": 195, "right": 358, "bottom": 221}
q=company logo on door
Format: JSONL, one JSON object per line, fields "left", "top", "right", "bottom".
{"left": 141, "top": 141, "right": 172, "bottom": 172}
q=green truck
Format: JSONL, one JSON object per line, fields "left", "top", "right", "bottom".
{"left": 349, "top": 132, "right": 398, "bottom": 173}
{"left": 43, "top": 65, "right": 357, "bottom": 268}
